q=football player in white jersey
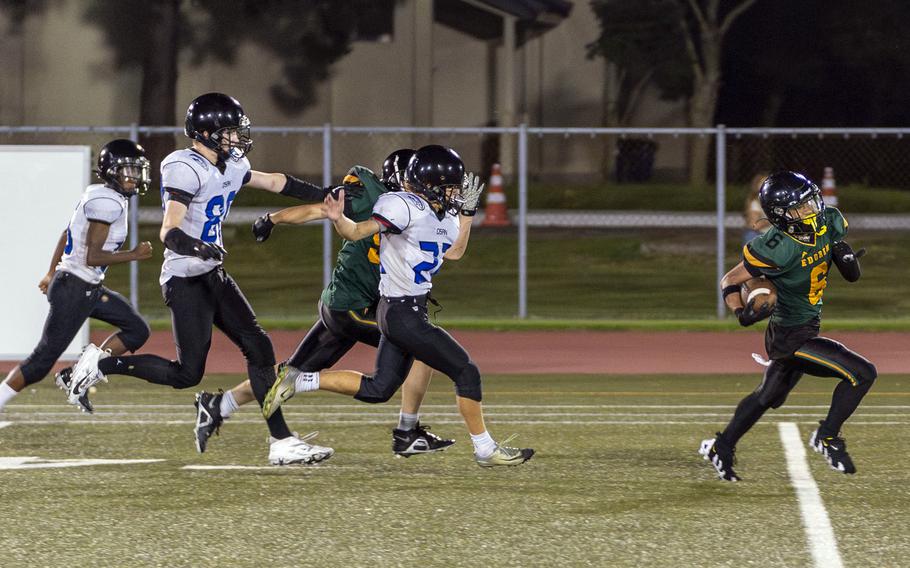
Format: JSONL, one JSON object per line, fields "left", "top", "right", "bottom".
{"left": 67, "top": 93, "right": 333, "bottom": 465}
{"left": 0, "top": 139, "right": 153, "bottom": 414}
{"left": 198, "top": 149, "right": 460, "bottom": 459}
{"left": 263, "top": 145, "right": 534, "bottom": 467}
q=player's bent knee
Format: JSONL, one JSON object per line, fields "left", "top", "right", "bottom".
{"left": 855, "top": 361, "right": 877, "bottom": 386}
{"left": 241, "top": 333, "right": 276, "bottom": 368}
{"left": 171, "top": 366, "right": 205, "bottom": 389}
{"left": 353, "top": 373, "right": 399, "bottom": 403}
{"left": 120, "top": 321, "right": 151, "bottom": 353}
{"left": 453, "top": 362, "right": 482, "bottom": 402}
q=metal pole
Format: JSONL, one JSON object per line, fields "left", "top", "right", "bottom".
{"left": 322, "top": 123, "right": 332, "bottom": 287}
{"left": 128, "top": 122, "right": 140, "bottom": 310}
{"left": 716, "top": 124, "right": 727, "bottom": 319}
{"left": 518, "top": 123, "right": 528, "bottom": 318}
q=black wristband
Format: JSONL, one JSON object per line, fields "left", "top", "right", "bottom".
{"left": 280, "top": 175, "right": 327, "bottom": 201}
{"left": 163, "top": 227, "right": 204, "bottom": 257}
{"left": 461, "top": 208, "right": 478, "bottom": 217}
{"left": 722, "top": 284, "right": 742, "bottom": 300}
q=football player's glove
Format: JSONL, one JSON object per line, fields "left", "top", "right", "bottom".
{"left": 252, "top": 213, "right": 275, "bottom": 243}
{"left": 460, "top": 172, "right": 485, "bottom": 216}
{"left": 832, "top": 240, "right": 865, "bottom": 282}
{"left": 735, "top": 299, "right": 772, "bottom": 327}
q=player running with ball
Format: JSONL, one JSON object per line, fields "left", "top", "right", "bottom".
{"left": 700, "top": 171, "right": 876, "bottom": 481}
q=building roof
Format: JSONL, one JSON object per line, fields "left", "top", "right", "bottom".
{"left": 435, "top": 0, "right": 573, "bottom": 43}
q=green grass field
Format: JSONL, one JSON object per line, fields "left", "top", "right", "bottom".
{"left": 103, "top": 225, "right": 910, "bottom": 323}
{"left": 2, "top": 374, "right": 909, "bottom": 567}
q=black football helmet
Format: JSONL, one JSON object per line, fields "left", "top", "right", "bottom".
{"left": 96, "top": 139, "right": 150, "bottom": 196}
{"left": 184, "top": 92, "right": 252, "bottom": 160}
{"left": 381, "top": 148, "right": 415, "bottom": 189}
{"left": 759, "top": 171, "right": 826, "bottom": 244}
{"left": 405, "top": 145, "right": 465, "bottom": 218}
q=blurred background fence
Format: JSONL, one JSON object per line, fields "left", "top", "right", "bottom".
{"left": 3, "top": 125, "right": 910, "bottom": 322}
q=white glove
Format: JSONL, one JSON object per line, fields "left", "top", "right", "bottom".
{"left": 460, "top": 172, "right": 485, "bottom": 216}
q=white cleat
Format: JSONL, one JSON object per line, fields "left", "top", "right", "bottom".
{"left": 67, "top": 344, "right": 108, "bottom": 407}
{"left": 268, "top": 432, "right": 334, "bottom": 466}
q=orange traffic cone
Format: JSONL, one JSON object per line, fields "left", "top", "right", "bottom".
{"left": 481, "top": 163, "right": 510, "bottom": 227}
{"left": 822, "top": 167, "right": 838, "bottom": 207}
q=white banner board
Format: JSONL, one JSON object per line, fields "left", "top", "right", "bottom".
{"left": 0, "top": 146, "right": 91, "bottom": 360}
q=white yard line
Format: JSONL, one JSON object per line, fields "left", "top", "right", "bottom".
{"left": 5, "top": 418, "right": 910, "bottom": 426}
{"left": 9, "top": 403, "right": 910, "bottom": 409}
{"left": 0, "top": 422, "right": 11, "bottom": 430}
{"left": 778, "top": 422, "right": 844, "bottom": 568}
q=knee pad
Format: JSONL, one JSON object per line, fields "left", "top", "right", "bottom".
{"left": 855, "top": 361, "right": 877, "bottom": 386}
{"left": 242, "top": 331, "right": 276, "bottom": 368}
{"left": 119, "top": 321, "right": 151, "bottom": 353}
{"left": 171, "top": 365, "right": 205, "bottom": 389}
{"left": 755, "top": 364, "right": 798, "bottom": 409}
{"left": 453, "top": 362, "right": 482, "bottom": 402}
{"left": 354, "top": 374, "right": 398, "bottom": 404}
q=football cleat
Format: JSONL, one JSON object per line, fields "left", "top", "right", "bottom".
{"left": 193, "top": 391, "right": 224, "bottom": 453}
{"left": 67, "top": 344, "right": 108, "bottom": 408}
{"left": 699, "top": 433, "right": 740, "bottom": 481}
{"left": 809, "top": 423, "right": 856, "bottom": 474}
{"left": 475, "top": 434, "right": 534, "bottom": 468}
{"left": 55, "top": 366, "right": 93, "bottom": 413}
{"left": 262, "top": 362, "right": 297, "bottom": 419}
{"left": 268, "top": 432, "right": 334, "bottom": 466}
{"left": 392, "top": 423, "right": 455, "bottom": 457}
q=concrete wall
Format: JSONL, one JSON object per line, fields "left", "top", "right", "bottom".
{"left": 1, "top": 0, "right": 688, "bottom": 180}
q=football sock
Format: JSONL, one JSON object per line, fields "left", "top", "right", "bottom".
{"left": 220, "top": 390, "right": 239, "bottom": 418}
{"left": 0, "top": 383, "right": 18, "bottom": 410}
{"left": 294, "top": 371, "right": 320, "bottom": 393}
{"left": 720, "top": 392, "right": 767, "bottom": 447}
{"left": 397, "top": 412, "right": 420, "bottom": 431}
{"left": 471, "top": 431, "right": 496, "bottom": 458}
{"left": 821, "top": 379, "right": 873, "bottom": 435}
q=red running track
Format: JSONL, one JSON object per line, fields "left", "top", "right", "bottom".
{"left": 5, "top": 329, "right": 904, "bottom": 376}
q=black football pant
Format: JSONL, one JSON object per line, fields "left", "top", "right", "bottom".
{"left": 20, "top": 271, "right": 149, "bottom": 385}
{"left": 286, "top": 301, "right": 380, "bottom": 372}
{"left": 354, "top": 294, "right": 481, "bottom": 403}
{"left": 720, "top": 321, "right": 876, "bottom": 446}
{"left": 98, "top": 267, "right": 291, "bottom": 439}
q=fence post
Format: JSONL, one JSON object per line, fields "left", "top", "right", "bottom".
{"left": 716, "top": 124, "right": 727, "bottom": 319}
{"left": 322, "top": 123, "right": 332, "bottom": 287}
{"left": 128, "top": 122, "right": 140, "bottom": 310}
{"left": 518, "top": 123, "right": 528, "bottom": 319}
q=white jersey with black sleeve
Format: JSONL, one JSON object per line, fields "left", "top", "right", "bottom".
{"left": 159, "top": 149, "right": 251, "bottom": 284}
{"left": 56, "top": 184, "right": 128, "bottom": 285}
{"left": 371, "top": 191, "right": 460, "bottom": 297}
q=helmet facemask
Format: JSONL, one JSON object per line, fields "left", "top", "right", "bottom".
{"left": 775, "top": 190, "right": 825, "bottom": 243}
{"left": 103, "top": 157, "right": 151, "bottom": 196}
{"left": 208, "top": 115, "right": 252, "bottom": 161}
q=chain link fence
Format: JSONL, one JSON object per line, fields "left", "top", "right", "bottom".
{"left": 3, "top": 125, "right": 909, "bottom": 321}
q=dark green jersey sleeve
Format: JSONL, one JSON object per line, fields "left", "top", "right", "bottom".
{"left": 743, "top": 230, "right": 800, "bottom": 277}
{"left": 346, "top": 166, "right": 389, "bottom": 221}
{"left": 826, "top": 207, "right": 848, "bottom": 242}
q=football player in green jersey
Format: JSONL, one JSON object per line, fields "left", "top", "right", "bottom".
{"left": 194, "top": 150, "right": 470, "bottom": 460}
{"left": 700, "top": 171, "right": 876, "bottom": 481}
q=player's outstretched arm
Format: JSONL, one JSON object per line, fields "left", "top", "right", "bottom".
{"left": 246, "top": 170, "right": 327, "bottom": 201}
{"left": 323, "top": 189, "right": 379, "bottom": 241}
{"left": 251, "top": 204, "right": 325, "bottom": 242}
{"left": 85, "top": 221, "right": 153, "bottom": 267}
{"left": 445, "top": 172, "right": 485, "bottom": 261}
{"left": 39, "top": 230, "right": 68, "bottom": 294}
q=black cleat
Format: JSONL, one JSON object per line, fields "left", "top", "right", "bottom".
{"left": 392, "top": 422, "right": 456, "bottom": 457}
{"left": 194, "top": 391, "right": 224, "bottom": 453}
{"left": 55, "top": 366, "right": 93, "bottom": 413}
{"left": 810, "top": 422, "right": 856, "bottom": 474}
{"left": 699, "top": 433, "right": 740, "bottom": 481}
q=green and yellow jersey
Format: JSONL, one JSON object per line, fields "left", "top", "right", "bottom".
{"left": 320, "top": 166, "right": 388, "bottom": 311}
{"left": 743, "top": 207, "right": 848, "bottom": 326}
